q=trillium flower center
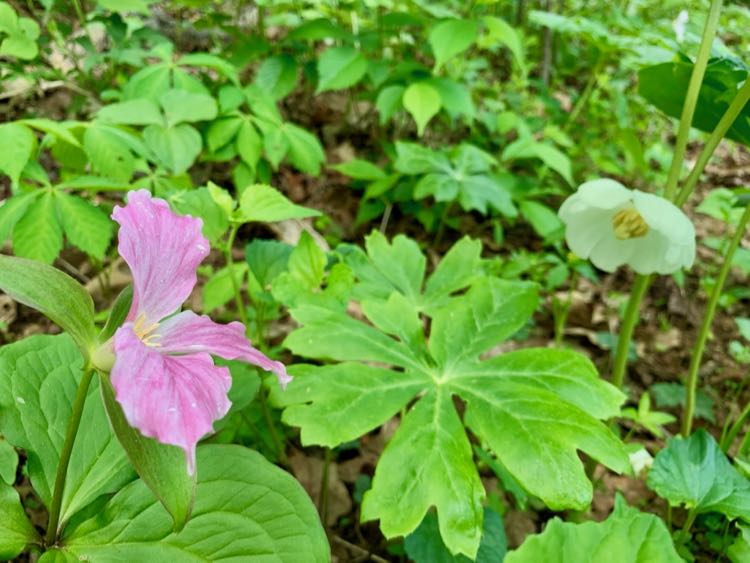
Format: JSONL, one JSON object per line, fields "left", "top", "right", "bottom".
{"left": 133, "top": 313, "right": 162, "bottom": 347}
{"left": 612, "top": 208, "right": 649, "bottom": 240}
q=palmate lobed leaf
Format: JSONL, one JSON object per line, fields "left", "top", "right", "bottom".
{"left": 278, "top": 232, "right": 629, "bottom": 557}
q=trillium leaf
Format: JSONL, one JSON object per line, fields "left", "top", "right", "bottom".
{"left": 316, "top": 46, "right": 368, "bottom": 93}
{"left": 648, "top": 430, "right": 750, "bottom": 520}
{"left": 56, "top": 445, "right": 329, "bottom": 561}
{"left": 100, "top": 377, "right": 196, "bottom": 531}
{"left": 0, "top": 483, "right": 39, "bottom": 560}
{"left": 280, "top": 232, "right": 628, "bottom": 555}
{"left": 0, "top": 335, "right": 132, "bottom": 531}
{"left": 0, "top": 256, "right": 97, "bottom": 354}
{"left": 504, "top": 494, "right": 682, "bottom": 563}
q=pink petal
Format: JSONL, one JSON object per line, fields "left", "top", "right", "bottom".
{"left": 157, "top": 310, "right": 292, "bottom": 388}
{"left": 112, "top": 190, "right": 209, "bottom": 323}
{"left": 111, "top": 324, "right": 232, "bottom": 474}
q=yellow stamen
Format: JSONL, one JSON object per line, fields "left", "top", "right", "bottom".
{"left": 612, "top": 208, "right": 649, "bottom": 240}
{"left": 133, "top": 313, "right": 162, "bottom": 347}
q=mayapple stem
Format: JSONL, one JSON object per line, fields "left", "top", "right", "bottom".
{"left": 45, "top": 366, "right": 95, "bottom": 546}
{"left": 611, "top": 274, "right": 651, "bottom": 389}
{"left": 682, "top": 204, "right": 750, "bottom": 436}
{"left": 676, "top": 78, "right": 750, "bottom": 207}
{"left": 664, "top": 0, "right": 724, "bottom": 201}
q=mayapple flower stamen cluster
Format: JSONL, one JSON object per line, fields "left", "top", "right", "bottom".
{"left": 558, "top": 179, "right": 696, "bottom": 275}
{"left": 94, "top": 190, "right": 291, "bottom": 475}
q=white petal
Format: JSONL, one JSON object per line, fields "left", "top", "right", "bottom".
{"left": 576, "top": 179, "right": 633, "bottom": 210}
{"left": 563, "top": 208, "right": 614, "bottom": 258}
{"left": 627, "top": 231, "right": 670, "bottom": 275}
{"left": 633, "top": 190, "right": 695, "bottom": 242}
{"left": 589, "top": 232, "right": 638, "bottom": 272}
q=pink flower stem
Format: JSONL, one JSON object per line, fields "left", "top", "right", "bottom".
{"left": 45, "top": 365, "right": 95, "bottom": 546}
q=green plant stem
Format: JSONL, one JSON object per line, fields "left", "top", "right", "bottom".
{"left": 664, "top": 0, "right": 723, "bottom": 201}
{"left": 225, "top": 223, "right": 249, "bottom": 328}
{"left": 739, "top": 423, "right": 750, "bottom": 456}
{"left": 678, "top": 509, "right": 698, "bottom": 544}
{"left": 45, "top": 366, "right": 95, "bottom": 546}
{"left": 722, "top": 400, "right": 750, "bottom": 452}
{"left": 565, "top": 53, "right": 604, "bottom": 130}
{"left": 683, "top": 204, "right": 750, "bottom": 436}
{"left": 611, "top": 274, "right": 651, "bottom": 389}
{"left": 71, "top": 0, "right": 86, "bottom": 27}
{"left": 319, "top": 447, "right": 332, "bottom": 526}
{"left": 676, "top": 78, "right": 750, "bottom": 206}
{"left": 259, "top": 389, "right": 288, "bottom": 466}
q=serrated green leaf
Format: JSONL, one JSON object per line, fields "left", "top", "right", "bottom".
{"left": 648, "top": 430, "right": 750, "bottom": 520}
{"left": 403, "top": 82, "right": 442, "bottom": 136}
{"left": 236, "top": 183, "right": 320, "bottom": 223}
{"left": 169, "top": 187, "right": 229, "bottom": 243}
{"left": 429, "top": 19, "right": 478, "bottom": 71}
{"left": 202, "top": 263, "right": 248, "bottom": 312}
{"left": 58, "top": 445, "right": 329, "bottom": 561}
{"left": 0, "top": 335, "right": 132, "bottom": 531}
{"left": 245, "top": 239, "right": 293, "bottom": 287}
{"left": 316, "top": 46, "right": 368, "bottom": 93}
{"left": 423, "top": 236, "right": 482, "bottom": 307}
{"left": 160, "top": 89, "right": 218, "bottom": 127}
{"left": 0, "top": 192, "right": 36, "bottom": 245}
{"left": 96, "top": 98, "right": 163, "bottom": 126}
{"left": 0, "top": 123, "right": 35, "bottom": 187}
{"left": 362, "top": 389, "right": 485, "bottom": 558}
{"left": 254, "top": 54, "right": 298, "bottom": 100}
{"left": 283, "top": 123, "right": 326, "bottom": 175}
{"left": 206, "top": 116, "right": 242, "bottom": 152}
{"left": 0, "top": 483, "right": 39, "bottom": 559}
{"left": 83, "top": 125, "right": 135, "bottom": 182}
{"left": 236, "top": 120, "right": 262, "bottom": 168}
{"left": 505, "top": 495, "right": 681, "bottom": 563}
{"left": 0, "top": 256, "right": 97, "bottom": 354}
{"left": 21, "top": 118, "right": 81, "bottom": 147}
{"left": 56, "top": 193, "right": 114, "bottom": 260}
{"left": 12, "top": 191, "right": 63, "bottom": 264}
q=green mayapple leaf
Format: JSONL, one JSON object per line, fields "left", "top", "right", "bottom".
{"left": 0, "top": 256, "right": 97, "bottom": 355}
{"left": 0, "top": 483, "right": 39, "bottom": 560}
{"left": 428, "top": 19, "right": 478, "bottom": 71}
{"left": 648, "top": 430, "right": 750, "bottom": 521}
{"left": 505, "top": 495, "right": 682, "bottom": 563}
{"left": 53, "top": 445, "right": 329, "bottom": 561}
{"left": 0, "top": 335, "right": 132, "bottom": 533}
{"left": 403, "top": 82, "right": 442, "bottom": 136}
{"left": 100, "top": 377, "right": 196, "bottom": 531}
{"left": 278, "top": 232, "right": 628, "bottom": 557}
{"left": 316, "top": 46, "right": 368, "bottom": 93}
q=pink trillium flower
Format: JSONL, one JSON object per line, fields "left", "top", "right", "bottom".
{"left": 110, "top": 190, "right": 291, "bottom": 474}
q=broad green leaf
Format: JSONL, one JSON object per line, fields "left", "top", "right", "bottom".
{"left": 459, "top": 174, "right": 517, "bottom": 217}
{"left": 96, "top": 98, "right": 163, "bottom": 126}
{"left": 376, "top": 85, "right": 405, "bottom": 124}
{"left": 160, "top": 89, "right": 218, "bottom": 127}
{"left": 287, "top": 17, "right": 349, "bottom": 41}
{"left": 169, "top": 187, "right": 229, "bottom": 243}
{"left": 729, "top": 523, "right": 750, "bottom": 563}
{"left": 364, "top": 231, "right": 426, "bottom": 301}
{"left": 13, "top": 190, "right": 62, "bottom": 264}
{"left": 98, "top": 285, "right": 133, "bottom": 343}
{"left": 423, "top": 236, "right": 483, "bottom": 308}
{"left": 0, "top": 483, "right": 39, "bottom": 560}
{"left": 178, "top": 52, "right": 239, "bottom": 85}
{"left": 331, "top": 159, "right": 385, "bottom": 180}
{"left": 202, "top": 263, "right": 248, "bottom": 312}
{"left": 236, "top": 183, "right": 320, "bottom": 223}
{"left": 0, "top": 256, "right": 97, "bottom": 354}
{"left": 98, "top": 0, "right": 153, "bottom": 14}
{"left": 144, "top": 123, "right": 202, "bottom": 174}
{"left": 236, "top": 120, "right": 262, "bottom": 168}
{"left": 427, "top": 78, "right": 475, "bottom": 120}
{"left": 58, "top": 445, "right": 329, "bottom": 561}
{"left": 639, "top": 58, "right": 750, "bottom": 147}
{"left": 0, "top": 192, "right": 37, "bottom": 245}
{"left": 361, "top": 389, "right": 485, "bottom": 559}
{"left": 505, "top": 494, "right": 682, "bottom": 563}
{"left": 0, "top": 3, "right": 39, "bottom": 60}
{"left": 316, "top": 46, "right": 368, "bottom": 93}
{"left": 286, "top": 231, "right": 326, "bottom": 289}
{"left": 429, "top": 19, "right": 478, "bottom": 71}
{"left": 255, "top": 54, "right": 298, "bottom": 100}
{"left": 648, "top": 430, "right": 750, "bottom": 520}
{"left": 245, "top": 239, "right": 293, "bottom": 287}
{"left": 123, "top": 63, "right": 172, "bottom": 100}
{"left": 405, "top": 507, "right": 507, "bottom": 563}
{"left": 283, "top": 123, "right": 326, "bottom": 175}
{"left": 394, "top": 141, "right": 451, "bottom": 174}
{"left": 429, "top": 278, "right": 538, "bottom": 368}
{"left": 480, "top": 16, "right": 526, "bottom": 74}
{"left": 362, "top": 292, "right": 424, "bottom": 351}
{"left": 83, "top": 125, "right": 135, "bottom": 182}
{"left": 0, "top": 436, "right": 17, "bottom": 484}
{"left": 0, "top": 122, "right": 35, "bottom": 187}
{"left": 403, "top": 82, "right": 442, "bottom": 136}
{"left": 261, "top": 126, "right": 289, "bottom": 169}
{"left": 502, "top": 138, "right": 573, "bottom": 185}
{"left": 278, "top": 363, "right": 428, "bottom": 446}
{"left": 21, "top": 118, "right": 81, "bottom": 147}
{"left": 520, "top": 200, "right": 564, "bottom": 241}
{"left": 100, "top": 377, "right": 196, "bottom": 531}
{"left": 0, "top": 335, "right": 132, "bottom": 531}
{"left": 56, "top": 193, "right": 114, "bottom": 260}
{"left": 206, "top": 116, "right": 242, "bottom": 152}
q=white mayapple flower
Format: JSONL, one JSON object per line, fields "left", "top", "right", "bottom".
{"left": 558, "top": 179, "right": 696, "bottom": 275}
